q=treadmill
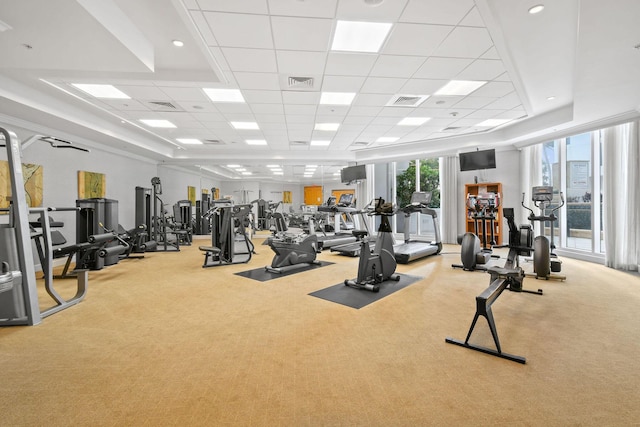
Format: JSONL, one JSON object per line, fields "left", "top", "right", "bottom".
{"left": 315, "top": 194, "right": 359, "bottom": 250}
{"left": 394, "top": 191, "right": 443, "bottom": 264}
{"left": 330, "top": 199, "right": 375, "bottom": 257}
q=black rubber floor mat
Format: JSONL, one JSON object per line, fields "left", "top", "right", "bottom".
{"left": 234, "top": 261, "right": 334, "bottom": 282}
{"left": 308, "top": 274, "right": 421, "bottom": 309}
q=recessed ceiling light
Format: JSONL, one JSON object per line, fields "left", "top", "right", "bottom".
{"left": 476, "top": 119, "right": 511, "bottom": 127}
{"left": 273, "top": 172, "right": 283, "bottom": 175}
{"left": 310, "top": 140, "right": 331, "bottom": 146}
{"left": 376, "top": 137, "right": 399, "bottom": 143}
{"left": 176, "top": 138, "right": 203, "bottom": 144}
{"left": 320, "top": 92, "right": 356, "bottom": 105}
{"left": 241, "top": 172, "right": 252, "bottom": 175}
{"left": 331, "top": 20, "right": 392, "bottom": 53}
{"left": 139, "top": 119, "right": 176, "bottom": 128}
{"left": 398, "top": 117, "right": 430, "bottom": 126}
{"left": 227, "top": 164, "right": 241, "bottom": 168}
{"left": 230, "top": 121, "right": 259, "bottom": 130}
{"left": 236, "top": 168, "right": 246, "bottom": 172}
{"left": 306, "top": 165, "right": 318, "bottom": 168}
{"left": 246, "top": 139, "right": 267, "bottom": 145}
{"left": 203, "top": 88, "right": 245, "bottom": 103}
{"left": 72, "top": 83, "right": 130, "bottom": 99}
{"left": 547, "top": 96, "right": 556, "bottom": 100}
{"left": 435, "top": 80, "right": 487, "bottom": 96}
{"left": 172, "top": 40, "right": 184, "bottom": 47}
{"left": 528, "top": 4, "right": 544, "bottom": 14}
{"left": 314, "top": 123, "right": 340, "bottom": 131}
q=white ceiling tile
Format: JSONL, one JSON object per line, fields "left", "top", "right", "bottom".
{"left": 377, "top": 107, "right": 415, "bottom": 117}
{"left": 251, "top": 103, "right": 285, "bottom": 114}
{"left": 382, "top": 23, "right": 453, "bottom": 56}
{"left": 452, "top": 96, "right": 496, "bottom": 109}
{"left": 119, "top": 85, "right": 170, "bottom": 100}
{"left": 316, "top": 105, "right": 350, "bottom": 116}
{"left": 222, "top": 48, "right": 277, "bottom": 72}
{"left": 234, "top": 72, "right": 280, "bottom": 90}
{"left": 399, "top": 79, "right": 448, "bottom": 94}
{"left": 433, "top": 27, "right": 494, "bottom": 59}
{"left": 242, "top": 90, "right": 283, "bottom": 104}
{"left": 400, "top": 0, "right": 475, "bottom": 25}
{"left": 192, "top": 112, "right": 226, "bottom": 122}
{"left": 276, "top": 50, "right": 327, "bottom": 74}
{"left": 471, "top": 82, "right": 514, "bottom": 98}
{"left": 369, "top": 55, "right": 425, "bottom": 78}
{"left": 419, "top": 95, "right": 464, "bottom": 108}
{"left": 190, "top": 11, "right": 218, "bottom": 46}
{"left": 284, "top": 104, "right": 316, "bottom": 115}
{"left": 336, "top": 0, "right": 408, "bottom": 21}
{"left": 268, "top": 0, "right": 337, "bottom": 18}
{"left": 484, "top": 92, "right": 522, "bottom": 110}
{"left": 102, "top": 99, "right": 149, "bottom": 111}
{"left": 414, "top": 57, "right": 473, "bottom": 79}
{"left": 459, "top": 6, "right": 485, "bottom": 27}
{"left": 175, "top": 101, "right": 220, "bottom": 113}
{"left": 271, "top": 16, "right": 333, "bottom": 51}
{"left": 481, "top": 47, "right": 501, "bottom": 60}
{"left": 281, "top": 91, "right": 320, "bottom": 105}
{"left": 347, "top": 106, "right": 382, "bottom": 116}
{"left": 360, "top": 77, "right": 407, "bottom": 94}
{"left": 214, "top": 103, "right": 253, "bottom": 114}
{"left": 256, "top": 116, "right": 287, "bottom": 125}
{"left": 321, "top": 75, "right": 366, "bottom": 92}
{"left": 464, "top": 109, "right": 507, "bottom": 119}
{"left": 196, "top": 0, "right": 268, "bottom": 14}
{"left": 496, "top": 109, "right": 527, "bottom": 120}
{"left": 221, "top": 113, "right": 256, "bottom": 122}
{"left": 343, "top": 115, "right": 373, "bottom": 125}
{"left": 204, "top": 12, "right": 273, "bottom": 48}
{"left": 456, "top": 59, "right": 506, "bottom": 81}
{"left": 158, "top": 87, "right": 210, "bottom": 102}
{"left": 325, "top": 52, "right": 377, "bottom": 76}
{"left": 353, "top": 94, "right": 389, "bottom": 107}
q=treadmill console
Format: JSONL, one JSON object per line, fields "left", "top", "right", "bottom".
{"left": 410, "top": 191, "right": 431, "bottom": 206}
{"left": 337, "top": 193, "right": 353, "bottom": 206}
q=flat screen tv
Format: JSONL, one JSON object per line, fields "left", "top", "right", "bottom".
{"left": 340, "top": 164, "right": 366, "bottom": 183}
{"left": 459, "top": 149, "right": 496, "bottom": 172}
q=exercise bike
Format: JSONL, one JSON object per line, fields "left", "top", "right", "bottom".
{"left": 452, "top": 192, "right": 500, "bottom": 271}
{"left": 263, "top": 218, "right": 320, "bottom": 273}
{"left": 522, "top": 186, "right": 566, "bottom": 280}
{"left": 344, "top": 198, "right": 400, "bottom": 292}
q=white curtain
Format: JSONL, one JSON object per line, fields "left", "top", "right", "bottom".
{"left": 519, "top": 144, "right": 542, "bottom": 225}
{"left": 602, "top": 121, "right": 640, "bottom": 271}
{"left": 439, "top": 155, "right": 458, "bottom": 244}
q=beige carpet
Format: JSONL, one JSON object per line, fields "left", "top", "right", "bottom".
{"left": 1, "top": 236, "right": 639, "bottom": 426}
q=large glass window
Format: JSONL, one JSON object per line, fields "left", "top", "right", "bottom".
{"left": 565, "top": 133, "right": 593, "bottom": 250}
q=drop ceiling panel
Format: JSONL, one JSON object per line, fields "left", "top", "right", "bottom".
{"left": 316, "top": 105, "right": 350, "bottom": 116}
{"left": 213, "top": 103, "right": 253, "bottom": 114}
{"left": 400, "top": 78, "right": 448, "bottom": 94}
{"left": 399, "top": 0, "right": 475, "bottom": 25}
{"left": 276, "top": 50, "right": 327, "bottom": 74}
{"left": 321, "top": 75, "right": 366, "bottom": 92}
{"left": 281, "top": 91, "right": 320, "bottom": 105}
{"left": 433, "top": 27, "right": 494, "bottom": 59}
{"left": 176, "top": 102, "right": 220, "bottom": 113}
{"left": 257, "top": 117, "right": 287, "bottom": 126}
{"left": 242, "top": 90, "right": 283, "bottom": 104}
{"left": 196, "top": 0, "right": 269, "bottom": 14}
{"left": 369, "top": 55, "right": 426, "bottom": 78}
{"left": 203, "top": 12, "right": 273, "bottom": 48}
{"left": 251, "top": 103, "right": 285, "bottom": 114}
{"left": 325, "top": 52, "right": 377, "bottom": 76}
{"left": 452, "top": 96, "right": 497, "bottom": 109}
{"left": 413, "top": 57, "right": 473, "bottom": 79}
{"left": 284, "top": 104, "right": 316, "bottom": 115}
{"left": 158, "top": 87, "right": 210, "bottom": 102}
{"left": 267, "top": 0, "right": 337, "bottom": 18}
{"left": 360, "top": 77, "right": 407, "bottom": 94}
{"left": 336, "top": 0, "right": 407, "bottom": 21}
{"left": 222, "top": 48, "right": 278, "bottom": 72}
{"left": 118, "top": 85, "right": 170, "bottom": 100}
{"left": 382, "top": 23, "right": 453, "bottom": 56}
{"left": 347, "top": 106, "right": 382, "bottom": 116}
{"left": 459, "top": 6, "right": 485, "bottom": 27}
{"left": 234, "top": 72, "right": 280, "bottom": 90}
{"left": 270, "top": 16, "right": 333, "bottom": 51}
{"left": 456, "top": 59, "right": 506, "bottom": 81}
{"left": 471, "top": 81, "right": 514, "bottom": 98}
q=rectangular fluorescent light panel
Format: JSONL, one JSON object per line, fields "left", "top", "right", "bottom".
{"left": 241, "top": 172, "right": 252, "bottom": 175}
{"left": 273, "top": 172, "right": 284, "bottom": 175}
{"left": 267, "top": 164, "right": 280, "bottom": 168}
{"left": 231, "top": 121, "right": 259, "bottom": 130}
{"left": 314, "top": 123, "right": 340, "bottom": 131}
{"left": 72, "top": 83, "right": 130, "bottom": 99}
{"left": 320, "top": 92, "right": 356, "bottom": 105}
{"left": 476, "top": 119, "right": 511, "bottom": 127}
{"left": 139, "top": 119, "right": 176, "bottom": 128}
{"left": 331, "top": 20, "right": 392, "bottom": 53}
{"left": 310, "top": 140, "right": 331, "bottom": 146}
{"left": 398, "top": 117, "right": 430, "bottom": 126}
{"left": 376, "top": 136, "right": 399, "bottom": 143}
{"left": 435, "top": 80, "right": 487, "bottom": 96}
{"left": 203, "top": 88, "right": 245, "bottom": 103}
{"left": 227, "top": 164, "right": 241, "bottom": 168}
{"left": 176, "top": 138, "right": 203, "bottom": 144}
{"left": 246, "top": 139, "right": 268, "bottom": 145}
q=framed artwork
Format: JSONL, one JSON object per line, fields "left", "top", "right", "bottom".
{"left": 283, "top": 191, "right": 292, "bottom": 204}
{"left": 78, "top": 171, "right": 106, "bottom": 199}
{"left": 188, "top": 186, "right": 196, "bottom": 205}
{"left": 0, "top": 160, "right": 44, "bottom": 208}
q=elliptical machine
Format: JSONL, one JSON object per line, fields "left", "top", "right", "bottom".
{"left": 522, "top": 186, "right": 566, "bottom": 280}
{"left": 344, "top": 198, "right": 400, "bottom": 292}
{"left": 452, "top": 193, "right": 500, "bottom": 271}
{"left": 263, "top": 212, "right": 320, "bottom": 274}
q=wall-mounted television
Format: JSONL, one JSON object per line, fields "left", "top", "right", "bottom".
{"left": 340, "top": 164, "right": 366, "bottom": 183}
{"left": 459, "top": 149, "right": 496, "bottom": 172}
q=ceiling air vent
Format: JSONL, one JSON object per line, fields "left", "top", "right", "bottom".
{"left": 203, "top": 139, "right": 225, "bottom": 145}
{"left": 351, "top": 141, "right": 370, "bottom": 147}
{"left": 147, "top": 101, "right": 183, "bottom": 111}
{"left": 290, "top": 140, "right": 309, "bottom": 146}
{"left": 385, "top": 94, "right": 429, "bottom": 107}
{"left": 288, "top": 76, "right": 314, "bottom": 88}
